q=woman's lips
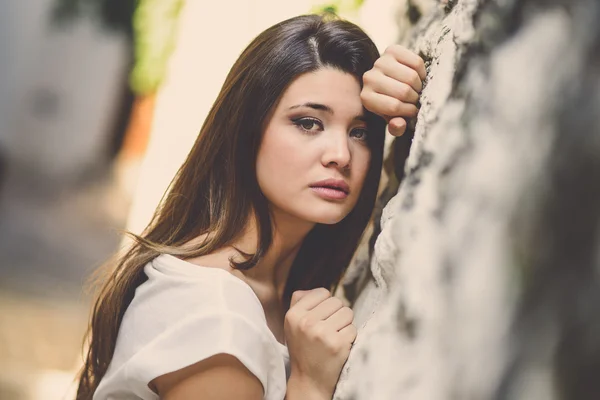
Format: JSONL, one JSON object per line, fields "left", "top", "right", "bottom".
{"left": 310, "top": 186, "right": 349, "bottom": 200}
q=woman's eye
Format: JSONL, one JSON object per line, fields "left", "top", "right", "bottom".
{"left": 351, "top": 128, "right": 369, "bottom": 141}
{"left": 292, "top": 117, "right": 322, "bottom": 133}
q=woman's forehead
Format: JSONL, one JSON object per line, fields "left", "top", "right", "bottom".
{"left": 277, "top": 68, "right": 363, "bottom": 115}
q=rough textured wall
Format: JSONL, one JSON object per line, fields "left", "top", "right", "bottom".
{"left": 334, "top": 0, "right": 600, "bottom": 398}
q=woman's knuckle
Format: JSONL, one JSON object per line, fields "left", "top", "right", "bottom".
{"left": 298, "top": 315, "right": 313, "bottom": 331}
{"left": 384, "top": 44, "right": 399, "bottom": 55}
{"left": 410, "top": 71, "right": 421, "bottom": 88}
{"left": 330, "top": 297, "right": 343, "bottom": 308}
{"left": 321, "top": 336, "right": 337, "bottom": 352}
{"left": 284, "top": 309, "right": 296, "bottom": 322}
{"left": 391, "top": 99, "right": 403, "bottom": 115}
{"left": 409, "top": 104, "right": 419, "bottom": 117}
{"left": 373, "top": 57, "right": 384, "bottom": 69}
{"left": 309, "top": 323, "right": 326, "bottom": 340}
{"left": 331, "top": 339, "right": 346, "bottom": 354}
{"left": 327, "top": 344, "right": 340, "bottom": 355}
{"left": 349, "top": 324, "right": 358, "bottom": 335}
{"left": 341, "top": 309, "right": 354, "bottom": 323}
{"left": 362, "top": 70, "right": 372, "bottom": 83}
{"left": 398, "top": 83, "right": 410, "bottom": 99}
{"left": 359, "top": 90, "right": 369, "bottom": 103}
{"left": 383, "top": 103, "right": 394, "bottom": 116}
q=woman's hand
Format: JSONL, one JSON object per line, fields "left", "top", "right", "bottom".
{"left": 360, "top": 44, "right": 427, "bottom": 136}
{"left": 284, "top": 288, "right": 357, "bottom": 399}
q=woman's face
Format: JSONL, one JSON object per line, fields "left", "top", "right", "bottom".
{"left": 256, "top": 67, "right": 371, "bottom": 227}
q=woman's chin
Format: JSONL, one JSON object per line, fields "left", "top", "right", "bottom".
{"left": 306, "top": 204, "right": 357, "bottom": 225}
{"left": 278, "top": 200, "right": 355, "bottom": 226}
{"left": 305, "top": 211, "right": 350, "bottom": 225}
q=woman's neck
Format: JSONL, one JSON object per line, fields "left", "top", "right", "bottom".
{"left": 230, "top": 208, "right": 315, "bottom": 301}
{"left": 184, "top": 207, "right": 315, "bottom": 304}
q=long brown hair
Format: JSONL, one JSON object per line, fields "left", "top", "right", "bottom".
{"left": 76, "top": 13, "right": 386, "bottom": 399}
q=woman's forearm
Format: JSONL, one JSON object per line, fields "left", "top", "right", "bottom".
{"left": 285, "top": 373, "right": 332, "bottom": 400}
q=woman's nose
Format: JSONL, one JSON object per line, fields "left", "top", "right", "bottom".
{"left": 321, "top": 131, "right": 351, "bottom": 170}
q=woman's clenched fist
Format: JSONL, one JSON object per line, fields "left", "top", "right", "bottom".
{"left": 361, "top": 44, "right": 427, "bottom": 136}
{"left": 284, "top": 287, "right": 357, "bottom": 399}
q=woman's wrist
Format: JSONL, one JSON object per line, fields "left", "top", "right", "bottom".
{"left": 285, "top": 372, "right": 332, "bottom": 400}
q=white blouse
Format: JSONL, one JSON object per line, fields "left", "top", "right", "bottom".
{"left": 93, "top": 254, "right": 290, "bottom": 400}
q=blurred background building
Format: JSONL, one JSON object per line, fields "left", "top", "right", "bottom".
{"left": 0, "top": 0, "right": 397, "bottom": 398}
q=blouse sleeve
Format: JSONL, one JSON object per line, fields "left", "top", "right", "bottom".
{"left": 108, "top": 261, "right": 279, "bottom": 399}
{"left": 126, "top": 308, "right": 273, "bottom": 394}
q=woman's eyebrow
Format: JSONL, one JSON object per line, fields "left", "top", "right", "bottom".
{"left": 288, "top": 102, "right": 366, "bottom": 122}
{"left": 288, "top": 102, "right": 333, "bottom": 113}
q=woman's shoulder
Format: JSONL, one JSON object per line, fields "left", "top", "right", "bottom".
{"left": 94, "top": 254, "right": 287, "bottom": 400}
{"left": 148, "top": 252, "right": 241, "bottom": 281}
{"left": 135, "top": 253, "right": 267, "bottom": 322}
{"left": 99, "top": 254, "right": 275, "bottom": 383}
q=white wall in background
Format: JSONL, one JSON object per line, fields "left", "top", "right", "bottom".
{"left": 359, "top": 0, "right": 401, "bottom": 52}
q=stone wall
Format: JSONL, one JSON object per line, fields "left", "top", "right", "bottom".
{"left": 335, "top": 0, "right": 600, "bottom": 398}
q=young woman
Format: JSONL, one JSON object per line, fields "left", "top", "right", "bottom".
{"left": 77, "top": 13, "right": 425, "bottom": 400}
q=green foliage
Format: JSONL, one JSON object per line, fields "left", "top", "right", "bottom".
{"left": 129, "top": 0, "right": 185, "bottom": 95}
{"left": 310, "top": 0, "right": 365, "bottom": 15}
